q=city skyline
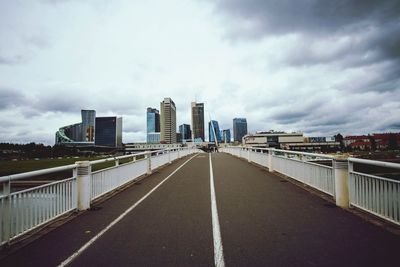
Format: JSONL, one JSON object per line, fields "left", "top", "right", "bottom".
{"left": 0, "top": 0, "right": 399, "bottom": 145}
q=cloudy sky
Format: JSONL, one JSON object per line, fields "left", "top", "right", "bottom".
{"left": 0, "top": 0, "right": 399, "bottom": 145}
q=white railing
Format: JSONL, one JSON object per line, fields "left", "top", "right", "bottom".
{"left": 90, "top": 148, "right": 195, "bottom": 201}
{"left": 221, "top": 146, "right": 400, "bottom": 225}
{"left": 1, "top": 178, "right": 77, "bottom": 244}
{"left": 91, "top": 160, "right": 148, "bottom": 201}
{"left": 348, "top": 158, "right": 400, "bottom": 225}
{"left": 272, "top": 153, "right": 335, "bottom": 196}
{"left": 0, "top": 164, "right": 78, "bottom": 246}
{"left": 249, "top": 149, "right": 269, "bottom": 167}
{"left": 222, "top": 147, "right": 335, "bottom": 196}
{"left": 151, "top": 152, "right": 170, "bottom": 170}
{"left": 0, "top": 147, "right": 198, "bottom": 246}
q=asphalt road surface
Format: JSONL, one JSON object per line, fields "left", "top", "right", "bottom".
{"left": 1, "top": 152, "right": 400, "bottom": 267}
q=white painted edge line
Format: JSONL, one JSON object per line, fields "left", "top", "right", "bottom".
{"left": 58, "top": 153, "right": 198, "bottom": 267}
{"left": 209, "top": 153, "right": 226, "bottom": 267}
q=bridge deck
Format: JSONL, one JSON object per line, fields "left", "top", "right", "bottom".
{"left": 1, "top": 153, "right": 399, "bottom": 266}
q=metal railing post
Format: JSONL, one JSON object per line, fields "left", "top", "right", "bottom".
{"left": 348, "top": 160, "right": 354, "bottom": 205}
{"left": 247, "top": 148, "right": 251, "bottom": 162}
{"left": 76, "top": 161, "right": 91, "bottom": 211}
{"left": 268, "top": 149, "right": 274, "bottom": 172}
{"left": 178, "top": 148, "right": 180, "bottom": 158}
{"left": 2, "top": 178, "right": 11, "bottom": 244}
{"left": 146, "top": 151, "right": 152, "bottom": 175}
{"left": 334, "top": 158, "right": 349, "bottom": 208}
{"left": 115, "top": 158, "right": 120, "bottom": 166}
{"left": 168, "top": 149, "right": 172, "bottom": 164}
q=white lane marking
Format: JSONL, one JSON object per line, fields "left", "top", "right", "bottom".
{"left": 58, "top": 154, "right": 199, "bottom": 267}
{"left": 209, "top": 153, "right": 226, "bottom": 267}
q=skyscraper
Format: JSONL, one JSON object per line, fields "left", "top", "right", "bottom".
{"left": 221, "top": 129, "right": 231, "bottom": 143}
{"left": 95, "top": 117, "right": 123, "bottom": 147}
{"left": 81, "top": 110, "right": 96, "bottom": 142}
{"left": 209, "top": 120, "right": 221, "bottom": 143}
{"left": 233, "top": 118, "right": 247, "bottom": 142}
{"left": 179, "top": 124, "right": 192, "bottom": 141}
{"left": 146, "top": 107, "right": 160, "bottom": 143}
{"left": 191, "top": 102, "right": 204, "bottom": 142}
{"left": 160, "top": 98, "right": 177, "bottom": 144}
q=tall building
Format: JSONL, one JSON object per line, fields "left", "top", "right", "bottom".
{"left": 146, "top": 107, "right": 160, "bottom": 143}
{"left": 179, "top": 124, "right": 192, "bottom": 141}
{"left": 160, "top": 98, "right": 177, "bottom": 144}
{"left": 81, "top": 110, "right": 96, "bottom": 142}
{"left": 147, "top": 132, "right": 160, "bottom": 144}
{"left": 191, "top": 102, "right": 204, "bottom": 142}
{"left": 209, "top": 120, "right": 221, "bottom": 143}
{"left": 221, "top": 129, "right": 231, "bottom": 143}
{"left": 95, "top": 117, "right": 123, "bottom": 147}
{"left": 55, "top": 123, "right": 83, "bottom": 144}
{"left": 233, "top": 118, "right": 247, "bottom": 142}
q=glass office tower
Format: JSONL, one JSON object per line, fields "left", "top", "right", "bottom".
{"left": 147, "top": 107, "right": 160, "bottom": 143}
{"left": 81, "top": 110, "right": 96, "bottom": 142}
{"left": 209, "top": 120, "right": 221, "bottom": 143}
{"left": 95, "top": 117, "right": 123, "bottom": 147}
{"left": 221, "top": 129, "right": 231, "bottom": 143}
{"left": 179, "top": 124, "right": 192, "bottom": 141}
{"left": 233, "top": 118, "right": 247, "bottom": 142}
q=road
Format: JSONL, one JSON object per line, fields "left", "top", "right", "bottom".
{"left": 1, "top": 152, "right": 400, "bottom": 266}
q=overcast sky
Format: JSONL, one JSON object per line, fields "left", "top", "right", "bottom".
{"left": 0, "top": 0, "right": 399, "bottom": 145}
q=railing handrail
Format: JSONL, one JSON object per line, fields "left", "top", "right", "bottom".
{"left": 226, "top": 146, "right": 335, "bottom": 159}
{"left": 0, "top": 147, "right": 191, "bottom": 183}
{"left": 348, "top": 157, "right": 400, "bottom": 169}
{"left": 0, "top": 163, "right": 78, "bottom": 183}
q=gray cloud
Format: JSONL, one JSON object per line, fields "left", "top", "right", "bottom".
{"left": 214, "top": 0, "right": 400, "bottom": 37}
{"left": 213, "top": 0, "right": 400, "bottom": 69}
{"left": 0, "top": 54, "right": 27, "bottom": 65}
{"left": 0, "top": 88, "right": 28, "bottom": 108}
{"left": 212, "top": 0, "right": 400, "bottom": 131}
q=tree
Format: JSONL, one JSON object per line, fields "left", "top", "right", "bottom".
{"left": 334, "top": 133, "right": 344, "bottom": 151}
{"left": 388, "top": 133, "right": 399, "bottom": 150}
{"left": 368, "top": 134, "right": 376, "bottom": 151}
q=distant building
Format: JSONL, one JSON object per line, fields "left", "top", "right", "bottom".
{"left": 191, "top": 102, "right": 205, "bottom": 142}
{"left": 179, "top": 124, "right": 192, "bottom": 141}
{"left": 221, "top": 129, "right": 231, "bottom": 143}
{"left": 176, "top": 132, "right": 182, "bottom": 143}
{"left": 233, "top": 118, "right": 247, "bottom": 142}
{"left": 343, "top": 133, "right": 400, "bottom": 150}
{"left": 343, "top": 135, "right": 371, "bottom": 150}
{"left": 55, "top": 109, "right": 123, "bottom": 147}
{"left": 160, "top": 98, "right": 177, "bottom": 144}
{"left": 287, "top": 136, "right": 339, "bottom": 152}
{"left": 95, "top": 117, "right": 123, "bottom": 147}
{"left": 55, "top": 123, "right": 83, "bottom": 144}
{"left": 81, "top": 110, "right": 96, "bottom": 142}
{"left": 147, "top": 107, "right": 160, "bottom": 143}
{"left": 147, "top": 132, "right": 160, "bottom": 144}
{"left": 373, "top": 133, "right": 400, "bottom": 150}
{"left": 209, "top": 120, "right": 221, "bottom": 143}
{"left": 243, "top": 131, "right": 304, "bottom": 148}
{"left": 56, "top": 109, "right": 95, "bottom": 145}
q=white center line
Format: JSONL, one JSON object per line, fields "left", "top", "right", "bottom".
{"left": 209, "top": 153, "right": 226, "bottom": 267}
{"left": 58, "top": 154, "right": 198, "bottom": 267}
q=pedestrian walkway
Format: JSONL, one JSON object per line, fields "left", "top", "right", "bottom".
{"left": 1, "top": 153, "right": 399, "bottom": 267}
